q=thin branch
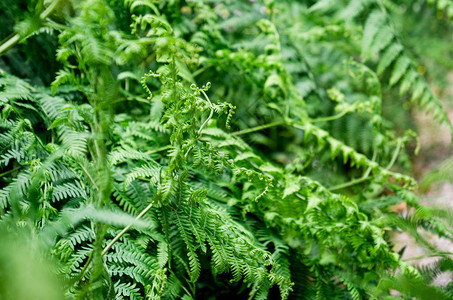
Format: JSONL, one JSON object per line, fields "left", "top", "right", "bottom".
{"left": 197, "top": 90, "right": 214, "bottom": 136}
{"left": 40, "top": 0, "right": 61, "bottom": 20}
{"left": 403, "top": 252, "right": 453, "bottom": 261}
{"left": 102, "top": 201, "right": 155, "bottom": 255}
{"left": 0, "top": 35, "right": 20, "bottom": 56}
{"left": 0, "top": 166, "right": 21, "bottom": 178}
{"left": 328, "top": 176, "right": 370, "bottom": 192}
{"left": 385, "top": 138, "right": 402, "bottom": 170}
{"left": 144, "top": 145, "right": 171, "bottom": 155}
{"left": 76, "top": 201, "right": 155, "bottom": 283}
{"left": 311, "top": 110, "right": 348, "bottom": 123}
{"left": 75, "top": 161, "right": 99, "bottom": 192}
{"left": 230, "top": 121, "right": 285, "bottom": 136}
{"left": 329, "top": 150, "right": 378, "bottom": 191}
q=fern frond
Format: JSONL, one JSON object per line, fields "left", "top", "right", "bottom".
{"left": 125, "top": 164, "right": 160, "bottom": 187}
{"left": 114, "top": 281, "right": 143, "bottom": 300}
{"left": 52, "top": 181, "right": 88, "bottom": 203}
{"left": 361, "top": 9, "right": 453, "bottom": 132}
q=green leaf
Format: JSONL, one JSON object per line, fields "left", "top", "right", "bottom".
{"left": 377, "top": 43, "right": 403, "bottom": 75}
{"left": 389, "top": 56, "right": 411, "bottom": 86}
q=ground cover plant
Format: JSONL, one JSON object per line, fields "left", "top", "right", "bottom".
{"left": 1, "top": 0, "right": 453, "bottom": 299}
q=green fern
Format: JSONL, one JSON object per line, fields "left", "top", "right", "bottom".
{"left": 1, "top": 0, "right": 453, "bottom": 299}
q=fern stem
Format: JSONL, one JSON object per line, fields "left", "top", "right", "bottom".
{"left": 40, "top": 0, "right": 61, "bottom": 20}
{"left": 0, "top": 0, "right": 61, "bottom": 56}
{"left": 198, "top": 90, "right": 214, "bottom": 136}
{"left": 75, "top": 252, "right": 93, "bottom": 284}
{"left": 385, "top": 138, "right": 402, "bottom": 170}
{"left": 403, "top": 251, "right": 453, "bottom": 261}
{"left": 192, "top": 66, "right": 211, "bottom": 78}
{"left": 76, "top": 201, "right": 156, "bottom": 282}
{"left": 75, "top": 161, "right": 99, "bottom": 192}
{"left": 102, "top": 201, "right": 155, "bottom": 255}
{"left": 144, "top": 145, "right": 171, "bottom": 155}
{"left": 329, "top": 150, "right": 377, "bottom": 191}
{"left": 230, "top": 121, "right": 285, "bottom": 136}
{"left": 0, "top": 34, "right": 20, "bottom": 56}
{"left": 0, "top": 166, "right": 21, "bottom": 178}
{"left": 328, "top": 176, "right": 370, "bottom": 192}
{"left": 311, "top": 110, "right": 348, "bottom": 123}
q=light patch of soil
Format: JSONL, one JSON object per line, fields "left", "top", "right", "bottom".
{"left": 391, "top": 72, "right": 453, "bottom": 286}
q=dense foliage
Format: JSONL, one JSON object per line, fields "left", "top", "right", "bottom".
{"left": 1, "top": 0, "right": 453, "bottom": 299}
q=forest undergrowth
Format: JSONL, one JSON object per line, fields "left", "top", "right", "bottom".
{"left": 1, "top": 0, "right": 453, "bottom": 299}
